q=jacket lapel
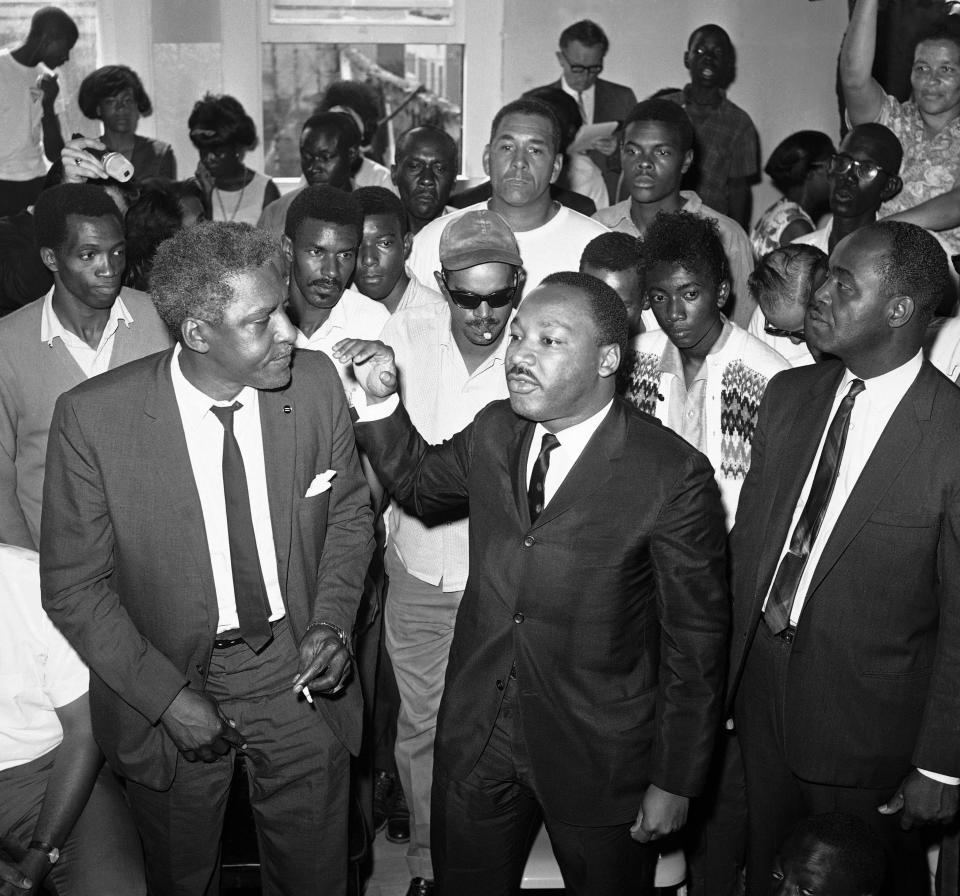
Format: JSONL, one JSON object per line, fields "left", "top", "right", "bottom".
{"left": 142, "top": 352, "right": 217, "bottom": 604}
{"left": 509, "top": 417, "right": 536, "bottom": 525}
{"left": 804, "top": 366, "right": 932, "bottom": 601}
{"left": 259, "top": 387, "right": 297, "bottom": 593}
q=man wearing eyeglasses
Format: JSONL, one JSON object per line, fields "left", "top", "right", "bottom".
{"left": 338, "top": 209, "right": 521, "bottom": 896}
{"left": 534, "top": 19, "right": 637, "bottom": 206}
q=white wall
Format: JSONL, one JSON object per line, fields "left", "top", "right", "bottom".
{"left": 502, "top": 0, "right": 850, "bottom": 224}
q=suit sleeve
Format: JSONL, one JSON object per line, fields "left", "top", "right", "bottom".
{"left": 307, "top": 379, "right": 376, "bottom": 634}
{"left": 40, "top": 393, "right": 188, "bottom": 724}
{"left": 648, "top": 450, "right": 730, "bottom": 797}
{"left": 913, "top": 471, "right": 960, "bottom": 776}
{"left": 354, "top": 398, "right": 474, "bottom": 519}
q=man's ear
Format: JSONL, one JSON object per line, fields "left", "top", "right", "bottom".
{"left": 346, "top": 145, "right": 360, "bottom": 166}
{"left": 280, "top": 233, "right": 293, "bottom": 264}
{"left": 598, "top": 342, "right": 621, "bottom": 379}
{"left": 390, "top": 163, "right": 398, "bottom": 185}
{"left": 716, "top": 279, "right": 731, "bottom": 308}
{"left": 181, "top": 317, "right": 211, "bottom": 354}
{"left": 881, "top": 175, "right": 903, "bottom": 202}
{"left": 39, "top": 246, "right": 58, "bottom": 273}
{"left": 433, "top": 270, "right": 449, "bottom": 297}
{"left": 681, "top": 149, "right": 694, "bottom": 176}
{"left": 402, "top": 231, "right": 413, "bottom": 260}
{"left": 683, "top": 49, "right": 693, "bottom": 71}
{"left": 550, "top": 152, "right": 563, "bottom": 185}
{"left": 482, "top": 144, "right": 491, "bottom": 178}
{"left": 887, "top": 294, "right": 915, "bottom": 329}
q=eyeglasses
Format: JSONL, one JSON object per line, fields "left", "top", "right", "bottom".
{"left": 827, "top": 153, "right": 890, "bottom": 182}
{"left": 439, "top": 271, "right": 519, "bottom": 310}
{"left": 560, "top": 50, "right": 604, "bottom": 76}
{"left": 764, "top": 322, "right": 806, "bottom": 342}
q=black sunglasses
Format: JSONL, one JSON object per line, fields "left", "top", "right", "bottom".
{"left": 439, "top": 271, "right": 519, "bottom": 310}
{"left": 764, "top": 322, "right": 806, "bottom": 342}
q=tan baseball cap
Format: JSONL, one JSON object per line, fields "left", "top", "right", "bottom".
{"left": 439, "top": 209, "right": 523, "bottom": 271}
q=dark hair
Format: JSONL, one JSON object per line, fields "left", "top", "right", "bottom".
{"left": 302, "top": 111, "right": 362, "bottom": 150}
{"left": 842, "top": 123, "right": 904, "bottom": 176}
{"left": 395, "top": 125, "right": 458, "bottom": 167}
{"left": 748, "top": 244, "right": 828, "bottom": 312}
{"left": 783, "top": 814, "right": 886, "bottom": 894}
{"left": 639, "top": 210, "right": 729, "bottom": 288}
{"left": 913, "top": 19, "right": 960, "bottom": 59}
{"left": 122, "top": 179, "right": 183, "bottom": 291}
{"left": 490, "top": 99, "right": 562, "bottom": 155}
{"left": 764, "top": 131, "right": 836, "bottom": 194}
{"left": 623, "top": 100, "right": 695, "bottom": 154}
{"left": 284, "top": 184, "right": 364, "bottom": 240}
{"left": 354, "top": 186, "right": 407, "bottom": 235}
{"left": 522, "top": 87, "right": 582, "bottom": 154}
{"left": 318, "top": 80, "right": 381, "bottom": 143}
{"left": 28, "top": 7, "right": 77, "bottom": 42}
{"left": 580, "top": 231, "right": 641, "bottom": 275}
{"left": 150, "top": 222, "right": 278, "bottom": 341}
{"left": 172, "top": 178, "right": 207, "bottom": 214}
{"left": 188, "top": 94, "right": 257, "bottom": 151}
{"left": 687, "top": 23, "right": 733, "bottom": 52}
{"left": 78, "top": 65, "right": 153, "bottom": 119}
{"left": 34, "top": 183, "right": 123, "bottom": 251}
{"left": 559, "top": 19, "right": 609, "bottom": 54}
{"left": 870, "top": 221, "right": 951, "bottom": 327}
{"left": 540, "top": 270, "right": 628, "bottom": 354}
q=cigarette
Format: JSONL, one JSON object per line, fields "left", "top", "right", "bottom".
{"left": 303, "top": 685, "right": 314, "bottom": 704}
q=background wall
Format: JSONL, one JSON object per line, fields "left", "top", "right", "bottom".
{"left": 503, "top": 0, "right": 850, "bottom": 222}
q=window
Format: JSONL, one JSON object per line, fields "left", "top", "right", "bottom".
{"left": 267, "top": 1, "right": 454, "bottom": 26}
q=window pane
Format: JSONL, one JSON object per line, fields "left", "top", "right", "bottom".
{"left": 262, "top": 42, "right": 462, "bottom": 179}
{"left": 0, "top": 1, "right": 98, "bottom": 140}
{"left": 268, "top": 1, "right": 453, "bottom": 26}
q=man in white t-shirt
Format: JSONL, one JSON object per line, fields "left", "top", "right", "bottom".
{"left": 281, "top": 184, "right": 389, "bottom": 405}
{"left": 0, "top": 7, "right": 77, "bottom": 216}
{"left": 0, "top": 544, "right": 145, "bottom": 895}
{"left": 407, "top": 98, "right": 607, "bottom": 301}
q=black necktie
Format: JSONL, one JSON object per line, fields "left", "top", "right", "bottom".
{"left": 210, "top": 402, "right": 273, "bottom": 652}
{"left": 528, "top": 433, "right": 560, "bottom": 523}
{"left": 764, "top": 379, "right": 866, "bottom": 635}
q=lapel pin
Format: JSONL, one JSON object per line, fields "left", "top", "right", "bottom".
{"left": 283, "top": 405, "right": 292, "bottom": 414}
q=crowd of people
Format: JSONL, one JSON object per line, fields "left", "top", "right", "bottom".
{"left": 3, "top": 3, "right": 960, "bottom": 896}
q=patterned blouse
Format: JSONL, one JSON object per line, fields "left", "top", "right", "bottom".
{"left": 877, "top": 93, "right": 960, "bottom": 255}
{"left": 750, "top": 197, "right": 814, "bottom": 260}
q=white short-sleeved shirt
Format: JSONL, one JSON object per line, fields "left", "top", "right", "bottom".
{"left": 0, "top": 50, "right": 50, "bottom": 181}
{"left": 0, "top": 545, "right": 89, "bottom": 770}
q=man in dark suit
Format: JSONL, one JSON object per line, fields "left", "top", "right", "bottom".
{"left": 40, "top": 221, "right": 374, "bottom": 896}
{"left": 533, "top": 19, "right": 637, "bottom": 205}
{"left": 729, "top": 221, "right": 960, "bottom": 896}
{"left": 334, "top": 270, "right": 729, "bottom": 896}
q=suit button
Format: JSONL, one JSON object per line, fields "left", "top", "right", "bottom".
{"left": 523, "top": 536, "right": 535, "bottom": 547}
{"left": 496, "top": 679, "right": 504, "bottom": 691}
{"left": 514, "top": 613, "right": 524, "bottom": 624}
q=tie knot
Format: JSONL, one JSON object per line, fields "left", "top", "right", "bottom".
{"left": 539, "top": 433, "right": 560, "bottom": 456}
{"left": 210, "top": 401, "right": 243, "bottom": 431}
{"left": 847, "top": 379, "right": 866, "bottom": 400}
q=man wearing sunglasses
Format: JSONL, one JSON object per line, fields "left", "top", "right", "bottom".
{"left": 532, "top": 19, "right": 637, "bottom": 205}
{"left": 792, "top": 123, "right": 903, "bottom": 257}
{"left": 346, "top": 209, "right": 521, "bottom": 896}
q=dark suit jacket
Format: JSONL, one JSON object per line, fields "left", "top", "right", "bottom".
{"left": 729, "top": 359, "right": 960, "bottom": 789}
{"left": 40, "top": 349, "right": 374, "bottom": 790}
{"left": 356, "top": 396, "right": 728, "bottom": 825}
{"left": 534, "top": 77, "right": 638, "bottom": 203}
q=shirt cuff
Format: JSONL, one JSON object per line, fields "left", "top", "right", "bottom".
{"left": 917, "top": 768, "right": 960, "bottom": 786}
{"left": 352, "top": 391, "right": 399, "bottom": 422}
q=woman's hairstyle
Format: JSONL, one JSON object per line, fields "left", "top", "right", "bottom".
{"left": 79, "top": 65, "right": 153, "bottom": 120}
{"left": 764, "top": 131, "right": 835, "bottom": 194}
{"left": 188, "top": 94, "right": 258, "bottom": 151}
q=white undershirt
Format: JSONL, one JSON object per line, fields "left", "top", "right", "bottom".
{"left": 40, "top": 288, "right": 132, "bottom": 378}
{"left": 170, "top": 345, "right": 285, "bottom": 632}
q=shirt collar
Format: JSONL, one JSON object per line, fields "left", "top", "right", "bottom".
{"left": 560, "top": 77, "right": 595, "bottom": 100}
{"left": 661, "top": 317, "right": 732, "bottom": 380}
{"left": 438, "top": 303, "right": 514, "bottom": 368}
{"left": 293, "top": 289, "right": 352, "bottom": 348}
{"left": 40, "top": 287, "right": 133, "bottom": 346}
{"left": 842, "top": 350, "right": 923, "bottom": 411}
{"left": 533, "top": 398, "right": 613, "bottom": 451}
{"left": 170, "top": 343, "right": 259, "bottom": 422}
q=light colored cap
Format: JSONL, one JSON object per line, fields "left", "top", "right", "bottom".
{"left": 439, "top": 209, "right": 522, "bottom": 270}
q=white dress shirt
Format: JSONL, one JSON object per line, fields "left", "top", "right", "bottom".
{"left": 170, "top": 345, "right": 285, "bottom": 633}
{"left": 763, "top": 351, "right": 955, "bottom": 784}
{"left": 525, "top": 400, "right": 613, "bottom": 504}
{"left": 560, "top": 77, "right": 595, "bottom": 124}
{"left": 40, "top": 288, "right": 133, "bottom": 378}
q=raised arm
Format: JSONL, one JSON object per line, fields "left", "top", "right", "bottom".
{"left": 840, "top": 0, "right": 888, "bottom": 125}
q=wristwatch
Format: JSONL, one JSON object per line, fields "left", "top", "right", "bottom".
{"left": 28, "top": 840, "right": 60, "bottom": 865}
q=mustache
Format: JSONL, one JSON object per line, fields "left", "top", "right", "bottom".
{"left": 507, "top": 363, "right": 536, "bottom": 378}
{"left": 309, "top": 278, "right": 341, "bottom": 290}
{"left": 469, "top": 317, "right": 499, "bottom": 329}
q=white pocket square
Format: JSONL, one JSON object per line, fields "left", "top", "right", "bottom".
{"left": 304, "top": 470, "right": 336, "bottom": 498}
